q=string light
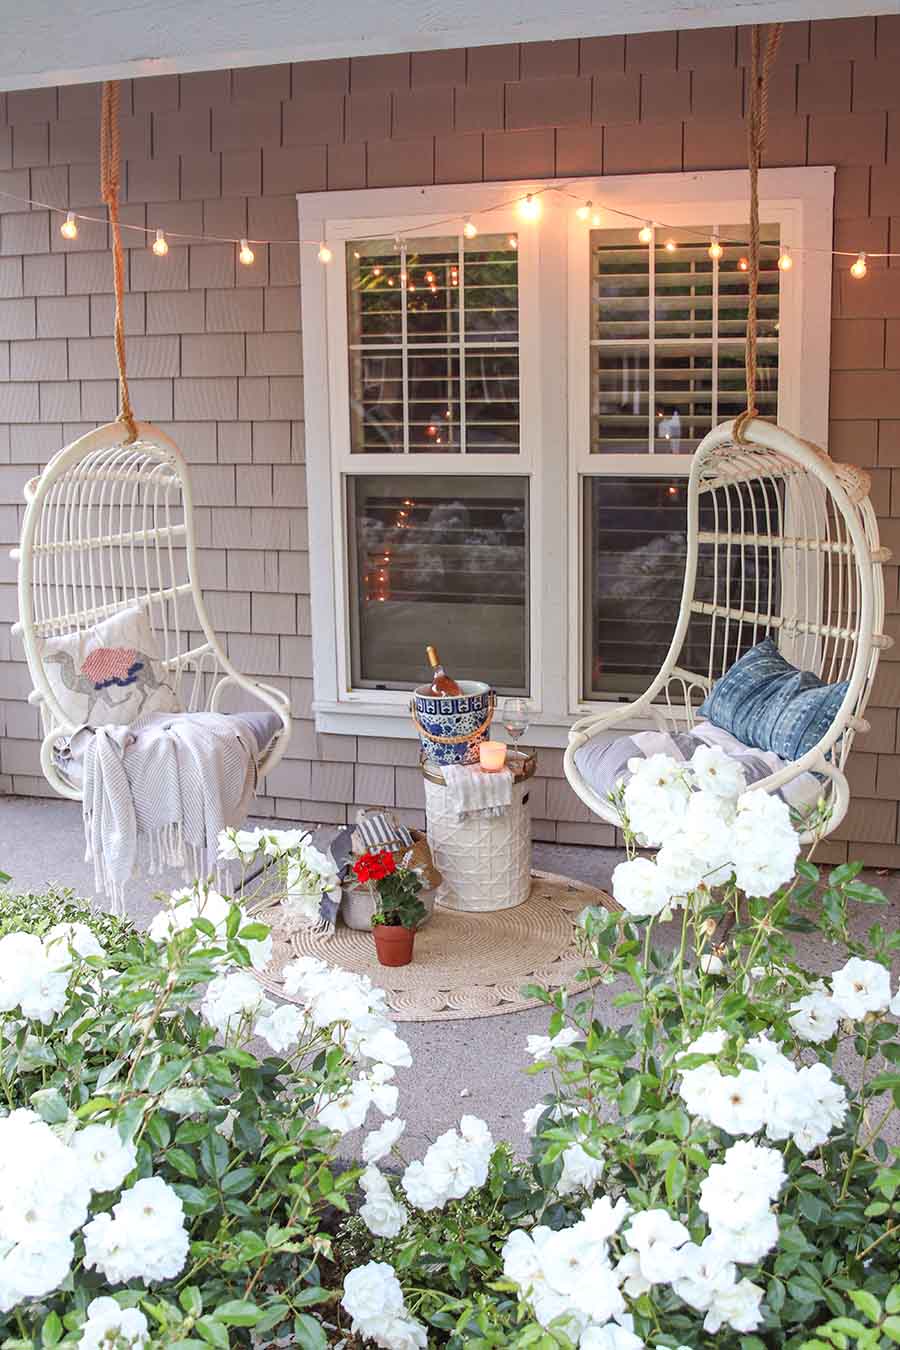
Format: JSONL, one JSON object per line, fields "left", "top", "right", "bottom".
{"left": 518, "top": 194, "right": 541, "bottom": 221}
{"left": 708, "top": 235, "right": 723, "bottom": 260}
{"left": 664, "top": 238, "right": 677, "bottom": 252}
{"left": 463, "top": 217, "right": 478, "bottom": 239}
{"left": 576, "top": 200, "right": 593, "bottom": 222}
{"left": 373, "top": 265, "right": 382, "bottom": 277}
{"left": 508, "top": 235, "right": 518, "bottom": 250}
{"left": 850, "top": 251, "right": 868, "bottom": 279}
{"left": 152, "top": 228, "right": 168, "bottom": 257}
{"left": 60, "top": 211, "right": 78, "bottom": 240}
{"left": 317, "top": 241, "right": 333, "bottom": 263}
{"left": 738, "top": 256, "right": 750, "bottom": 272}
{"left": 590, "top": 211, "right": 602, "bottom": 228}
{"left": 638, "top": 223, "right": 653, "bottom": 244}
{"left": 238, "top": 239, "right": 254, "bottom": 265}
{"left": 777, "top": 246, "right": 793, "bottom": 272}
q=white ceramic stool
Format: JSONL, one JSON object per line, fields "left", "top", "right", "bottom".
{"left": 422, "top": 755, "right": 535, "bottom": 912}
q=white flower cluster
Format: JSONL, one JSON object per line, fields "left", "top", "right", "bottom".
{"left": 401, "top": 1115, "right": 493, "bottom": 1212}
{"left": 0, "top": 1109, "right": 180, "bottom": 1311}
{"left": 83, "top": 1176, "right": 189, "bottom": 1283}
{"left": 790, "top": 956, "right": 900, "bottom": 1043}
{"left": 678, "top": 1031, "right": 848, "bottom": 1155}
{"left": 78, "top": 1297, "right": 149, "bottom": 1350}
{"left": 0, "top": 923, "right": 105, "bottom": 1026}
{"left": 217, "top": 824, "right": 312, "bottom": 862}
{"left": 359, "top": 1165, "right": 409, "bottom": 1238}
{"left": 148, "top": 883, "right": 272, "bottom": 972}
{"left": 612, "top": 747, "right": 800, "bottom": 916}
{"left": 342, "top": 1261, "right": 427, "bottom": 1350}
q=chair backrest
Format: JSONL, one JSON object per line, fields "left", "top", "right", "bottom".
{"left": 666, "top": 418, "right": 889, "bottom": 770}
{"left": 17, "top": 421, "right": 228, "bottom": 734}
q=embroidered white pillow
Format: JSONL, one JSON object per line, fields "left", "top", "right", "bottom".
{"left": 39, "top": 604, "right": 181, "bottom": 728}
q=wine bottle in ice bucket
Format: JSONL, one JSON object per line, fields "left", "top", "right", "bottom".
{"left": 425, "top": 646, "right": 462, "bottom": 697}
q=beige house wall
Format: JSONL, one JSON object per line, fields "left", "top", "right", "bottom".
{"left": 1, "top": 16, "right": 899, "bottom": 863}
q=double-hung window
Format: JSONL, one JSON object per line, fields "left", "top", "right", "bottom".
{"left": 300, "top": 168, "right": 832, "bottom": 744}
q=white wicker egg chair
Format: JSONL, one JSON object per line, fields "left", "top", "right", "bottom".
{"left": 564, "top": 417, "right": 891, "bottom": 843}
{"left": 13, "top": 420, "right": 292, "bottom": 800}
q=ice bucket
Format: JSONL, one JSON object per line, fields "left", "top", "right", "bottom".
{"left": 411, "top": 681, "right": 495, "bottom": 766}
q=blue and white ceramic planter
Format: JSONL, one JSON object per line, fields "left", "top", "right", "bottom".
{"left": 413, "top": 680, "right": 494, "bottom": 766}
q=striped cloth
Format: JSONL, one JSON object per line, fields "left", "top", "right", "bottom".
{"left": 353, "top": 810, "right": 414, "bottom": 852}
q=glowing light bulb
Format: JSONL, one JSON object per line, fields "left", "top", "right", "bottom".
{"left": 60, "top": 211, "right": 78, "bottom": 240}
{"left": 373, "top": 265, "right": 382, "bottom": 277}
{"left": 738, "top": 256, "right": 749, "bottom": 272}
{"left": 152, "top": 228, "right": 168, "bottom": 257}
{"left": 576, "top": 200, "right": 592, "bottom": 222}
{"left": 518, "top": 194, "right": 541, "bottom": 221}
{"left": 638, "top": 223, "right": 653, "bottom": 244}
{"left": 664, "top": 238, "right": 677, "bottom": 253}
{"left": 777, "top": 246, "right": 793, "bottom": 271}
{"left": 238, "top": 239, "right": 254, "bottom": 265}
{"left": 424, "top": 270, "right": 435, "bottom": 283}
{"left": 850, "top": 251, "right": 867, "bottom": 279}
{"left": 463, "top": 217, "right": 478, "bottom": 239}
{"left": 708, "top": 236, "right": 723, "bottom": 260}
{"left": 508, "top": 235, "right": 518, "bottom": 250}
{"left": 318, "top": 241, "right": 333, "bottom": 263}
{"left": 590, "top": 212, "right": 602, "bottom": 228}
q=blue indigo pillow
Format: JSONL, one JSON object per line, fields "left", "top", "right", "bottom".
{"left": 699, "top": 637, "right": 848, "bottom": 761}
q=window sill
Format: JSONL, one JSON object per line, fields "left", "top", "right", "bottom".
{"left": 312, "top": 700, "right": 659, "bottom": 748}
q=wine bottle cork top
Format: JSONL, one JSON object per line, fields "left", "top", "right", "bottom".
{"left": 426, "top": 645, "right": 439, "bottom": 668}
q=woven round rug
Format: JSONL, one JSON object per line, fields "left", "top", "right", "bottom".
{"left": 253, "top": 871, "right": 619, "bottom": 1023}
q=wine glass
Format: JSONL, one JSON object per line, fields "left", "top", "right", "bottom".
{"left": 500, "top": 697, "right": 532, "bottom": 764}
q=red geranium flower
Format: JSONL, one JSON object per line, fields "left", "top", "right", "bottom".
{"left": 352, "top": 849, "right": 396, "bottom": 885}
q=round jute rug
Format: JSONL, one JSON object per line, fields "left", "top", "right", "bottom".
{"left": 253, "top": 871, "right": 619, "bottom": 1023}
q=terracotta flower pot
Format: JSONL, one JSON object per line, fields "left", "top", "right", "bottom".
{"left": 373, "top": 924, "right": 416, "bottom": 967}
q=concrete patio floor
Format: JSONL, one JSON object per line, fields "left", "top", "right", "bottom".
{"left": 2, "top": 794, "right": 899, "bottom": 1160}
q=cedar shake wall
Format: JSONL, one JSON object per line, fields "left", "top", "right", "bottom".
{"left": 0, "top": 16, "right": 899, "bottom": 865}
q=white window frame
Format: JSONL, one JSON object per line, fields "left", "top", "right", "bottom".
{"left": 298, "top": 167, "right": 833, "bottom": 747}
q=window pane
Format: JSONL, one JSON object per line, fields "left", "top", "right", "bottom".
{"left": 582, "top": 476, "right": 780, "bottom": 700}
{"left": 347, "top": 234, "right": 520, "bottom": 454}
{"left": 589, "top": 223, "right": 780, "bottom": 455}
{"left": 349, "top": 475, "right": 529, "bottom": 692}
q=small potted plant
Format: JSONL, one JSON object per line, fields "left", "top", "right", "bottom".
{"left": 351, "top": 849, "right": 426, "bottom": 967}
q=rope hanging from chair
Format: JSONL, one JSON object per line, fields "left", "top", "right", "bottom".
{"left": 99, "top": 81, "right": 138, "bottom": 445}
{"left": 734, "top": 22, "right": 783, "bottom": 445}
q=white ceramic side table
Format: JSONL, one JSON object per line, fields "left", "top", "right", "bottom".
{"left": 422, "top": 753, "right": 535, "bottom": 912}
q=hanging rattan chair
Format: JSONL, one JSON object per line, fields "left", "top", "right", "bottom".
{"left": 564, "top": 417, "right": 891, "bottom": 843}
{"left": 12, "top": 420, "right": 292, "bottom": 800}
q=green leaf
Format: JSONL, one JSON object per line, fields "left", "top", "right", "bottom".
{"left": 166, "top": 1148, "right": 198, "bottom": 1179}
{"left": 200, "top": 1129, "right": 230, "bottom": 1180}
{"left": 237, "top": 923, "right": 271, "bottom": 941}
{"left": 179, "top": 1288, "right": 203, "bottom": 1318}
{"left": 883, "top": 1318, "right": 900, "bottom": 1345}
{"left": 292, "top": 1288, "right": 329, "bottom": 1308}
{"left": 887, "top": 1288, "right": 900, "bottom": 1316}
{"left": 620, "top": 1076, "right": 642, "bottom": 1114}
{"left": 30, "top": 1087, "right": 69, "bottom": 1125}
{"left": 196, "top": 1319, "right": 230, "bottom": 1349}
{"left": 215, "top": 1300, "right": 262, "bottom": 1327}
{"left": 221, "top": 1166, "right": 256, "bottom": 1196}
{"left": 41, "top": 1312, "right": 63, "bottom": 1347}
{"left": 849, "top": 1291, "right": 881, "bottom": 1324}
{"left": 665, "top": 1157, "right": 687, "bottom": 1204}
{"left": 292, "top": 1314, "right": 328, "bottom": 1350}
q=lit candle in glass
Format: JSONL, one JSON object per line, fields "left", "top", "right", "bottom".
{"left": 479, "top": 740, "right": 507, "bottom": 772}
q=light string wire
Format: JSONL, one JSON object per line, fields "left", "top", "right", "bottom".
{"left": 0, "top": 174, "right": 896, "bottom": 262}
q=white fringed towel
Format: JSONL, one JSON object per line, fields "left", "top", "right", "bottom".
{"left": 80, "top": 711, "right": 261, "bottom": 910}
{"left": 442, "top": 764, "right": 513, "bottom": 820}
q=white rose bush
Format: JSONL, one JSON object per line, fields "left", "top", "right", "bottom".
{"left": 1, "top": 772, "right": 899, "bottom": 1348}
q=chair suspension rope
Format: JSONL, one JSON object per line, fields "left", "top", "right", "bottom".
{"left": 99, "top": 81, "right": 138, "bottom": 445}
{"left": 734, "top": 22, "right": 783, "bottom": 446}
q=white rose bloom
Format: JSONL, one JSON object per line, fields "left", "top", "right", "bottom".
{"left": 580, "top": 1323, "right": 644, "bottom": 1350}
{"left": 70, "top": 1124, "right": 137, "bottom": 1193}
{"left": 254, "top": 1003, "right": 306, "bottom": 1055}
{"left": 365, "top": 1062, "right": 400, "bottom": 1117}
{"left": 0, "top": 1236, "right": 74, "bottom": 1313}
{"left": 557, "top": 1141, "right": 605, "bottom": 1197}
{"left": 718, "top": 1140, "right": 786, "bottom": 1201}
{"left": 581, "top": 1195, "right": 632, "bottom": 1241}
{"left": 789, "top": 987, "right": 842, "bottom": 1043}
{"left": 540, "top": 1226, "right": 604, "bottom": 1295}
{"left": 363, "top": 1312, "right": 428, "bottom": 1350}
{"left": 44, "top": 922, "right": 105, "bottom": 969}
{"left": 678, "top": 1062, "right": 722, "bottom": 1120}
{"left": 363, "top": 1117, "right": 406, "bottom": 1164}
{"left": 82, "top": 1177, "right": 188, "bottom": 1283}
{"left": 342, "top": 1260, "right": 406, "bottom": 1326}
{"left": 891, "top": 986, "right": 900, "bottom": 1016}
{"left": 614, "top": 1251, "right": 651, "bottom": 1298}
{"left": 672, "top": 1236, "right": 736, "bottom": 1312}
{"left": 79, "top": 1296, "right": 149, "bottom": 1350}
{"left": 706, "top": 1068, "right": 767, "bottom": 1136}
{"left": 201, "top": 970, "right": 271, "bottom": 1041}
{"left": 611, "top": 857, "right": 672, "bottom": 919}
{"left": 0, "top": 932, "right": 50, "bottom": 1012}
{"left": 359, "top": 1166, "right": 409, "bottom": 1239}
{"left": 263, "top": 827, "right": 311, "bottom": 858}
{"left": 679, "top": 791, "right": 737, "bottom": 884}
{"left": 149, "top": 885, "right": 272, "bottom": 972}
{"left": 743, "top": 1031, "right": 782, "bottom": 1065}
{"left": 502, "top": 1226, "right": 552, "bottom": 1290}
{"left": 356, "top": 1025, "right": 413, "bottom": 1069}
{"left": 678, "top": 1029, "right": 727, "bottom": 1059}
{"left": 526, "top": 1026, "right": 581, "bottom": 1060}
{"left": 703, "top": 1277, "right": 764, "bottom": 1334}
{"left": 318, "top": 1077, "right": 373, "bottom": 1135}
{"left": 401, "top": 1158, "right": 444, "bottom": 1211}
{"left": 831, "top": 957, "right": 892, "bottom": 1019}
{"left": 731, "top": 791, "right": 799, "bottom": 897}
{"left": 699, "top": 953, "right": 724, "bottom": 976}
{"left": 710, "top": 1209, "right": 779, "bottom": 1264}
{"left": 0, "top": 1112, "right": 92, "bottom": 1248}
{"left": 624, "top": 1210, "right": 690, "bottom": 1284}
{"left": 690, "top": 744, "right": 747, "bottom": 800}
{"left": 623, "top": 754, "right": 692, "bottom": 845}
{"left": 654, "top": 840, "right": 706, "bottom": 901}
